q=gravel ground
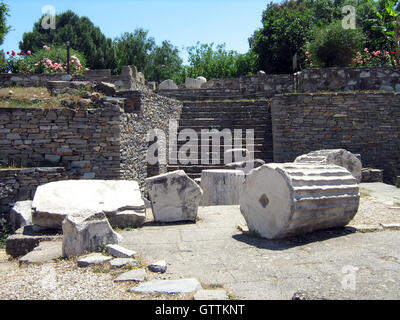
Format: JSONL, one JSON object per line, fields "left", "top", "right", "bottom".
{"left": 0, "top": 252, "right": 194, "bottom": 300}
{"left": 0, "top": 196, "right": 398, "bottom": 300}
{"left": 349, "top": 194, "right": 400, "bottom": 226}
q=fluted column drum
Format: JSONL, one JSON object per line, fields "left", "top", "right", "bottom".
{"left": 239, "top": 163, "right": 360, "bottom": 239}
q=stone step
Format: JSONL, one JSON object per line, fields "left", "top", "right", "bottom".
{"left": 177, "top": 125, "right": 269, "bottom": 132}
{"left": 182, "top": 106, "right": 270, "bottom": 113}
{"left": 175, "top": 143, "right": 266, "bottom": 149}
{"left": 175, "top": 137, "right": 268, "bottom": 144}
{"left": 181, "top": 111, "right": 271, "bottom": 122}
{"left": 178, "top": 119, "right": 269, "bottom": 126}
{"left": 169, "top": 150, "right": 271, "bottom": 160}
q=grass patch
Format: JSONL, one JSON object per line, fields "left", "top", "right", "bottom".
{"left": 0, "top": 87, "right": 98, "bottom": 109}
{"left": 0, "top": 87, "right": 63, "bottom": 109}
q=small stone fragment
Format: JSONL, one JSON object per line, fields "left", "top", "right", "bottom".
{"left": 106, "top": 244, "right": 137, "bottom": 258}
{"left": 109, "top": 258, "right": 139, "bottom": 268}
{"left": 114, "top": 269, "right": 147, "bottom": 282}
{"left": 148, "top": 260, "right": 167, "bottom": 273}
{"left": 77, "top": 253, "right": 112, "bottom": 267}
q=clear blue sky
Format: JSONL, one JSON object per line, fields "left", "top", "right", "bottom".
{"left": 0, "top": 0, "right": 275, "bottom": 64}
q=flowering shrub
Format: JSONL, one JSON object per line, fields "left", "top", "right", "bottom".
{"left": 351, "top": 48, "right": 393, "bottom": 67}
{"left": 0, "top": 45, "right": 88, "bottom": 75}
{"left": 304, "top": 51, "right": 314, "bottom": 68}
{"left": 0, "top": 50, "right": 30, "bottom": 73}
{"left": 21, "top": 45, "right": 88, "bottom": 75}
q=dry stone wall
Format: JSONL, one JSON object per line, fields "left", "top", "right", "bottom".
{"left": 297, "top": 67, "right": 400, "bottom": 93}
{"left": 271, "top": 92, "right": 400, "bottom": 183}
{"left": 0, "top": 103, "right": 123, "bottom": 179}
{"left": 119, "top": 91, "right": 182, "bottom": 183}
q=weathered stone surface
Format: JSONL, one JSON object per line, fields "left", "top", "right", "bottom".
{"left": 362, "top": 168, "right": 383, "bottom": 183}
{"left": 159, "top": 79, "right": 178, "bottom": 90}
{"left": 105, "top": 209, "right": 146, "bottom": 229}
{"left": 114, "top": 268, "right": 147, "bottom": 282}
{"left": 109, "top": 258, "right": 139, "bottom": 268}
{"left": 185, "top": 77, "right": 205, "bottom": 89}
{"left": 194, "top": 289, "right": 229, "bottom": 300}
{"left": 10, "top": 200, "right": 32, "bottom": 231}
{"left": 62, "top": 211, "right": 122, "bottom": 257}
{"left": 225, "top": 159, "right": 265, "bottom": 175}
{"left": 145, "top": 170, "right": 203, "bottom": 222}
{"left": 5, "top": 225, "right": 62, "bottom": 258}
{"left": 19, "top": 240, "right": 62, "bottom": 265}
{"left": 95, "top": 82, "right": 117, "bottom": 96}
{"left": 77, "top": 253, "right": 113, "bottom": 267}
{"left": 131, "top": 278, "right": 202, "bottom": 294}
{"left": 32, "top": 180, "right": 144, "bottom": 229}
{"left": 148, "top": 260, "right": 167, "bottom": 273}
{"left": 200, "top": 170, "right": 245, "bottom": 206}
{"left": 240, "top": 163, "right": 360, "bottom": 239}
{"left": 106, "top": 244, "right": 137, "bottom": 258}
{"left": 295, "top": 149, "right": 362, "bottom": 183}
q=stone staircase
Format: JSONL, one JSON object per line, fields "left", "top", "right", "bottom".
{"left": 165, "top": 95, "right": 273, "bottom": 179}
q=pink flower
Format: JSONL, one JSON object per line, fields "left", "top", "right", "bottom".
{"left": 364, "top": 48, "right": 368, "bottom": 52}
{"left": 27, "top": 50, "right": 32, "bottom": 55}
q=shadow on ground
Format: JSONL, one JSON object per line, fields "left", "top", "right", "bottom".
{"left": 232, "top": 226, "right": 357, "bottom": 250}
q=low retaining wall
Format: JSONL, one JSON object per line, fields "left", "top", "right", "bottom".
{"left": 271, "top": 92, "right": 400, "bottom": 183}
{"left": 0, "top": 91, "right": 182, "bottom": 182}
{"left": 297, "top": 67, "right": 400, "bottom": 93}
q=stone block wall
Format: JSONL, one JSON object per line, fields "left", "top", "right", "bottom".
{"left": 120, "top": 91, "right": 182, "bottom": 183}
{"left": 297, "top": 67, "right": 400, "bottom": 93}
{"left": 0, "top": 91, "right": 182, "bottom": 181}
{"left": 0, "top": 91, "right": 182, "bottom": 221}
{"left": 0, "top": 102, "right": 123, "bottom": 180}
{"left": 0, "top": 65, "right": 153, "bottom": 92}
{"left": 0, "top": 73, "right": 72, "bottom": 87}
{"left": 0, "top": 167, "right": 66, "bottom": 222}
{"left": 271, "top": 92, "right": 400, "bottom": 183}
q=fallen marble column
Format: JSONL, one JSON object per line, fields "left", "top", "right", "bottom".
{"left": 240, "top": 163, "right": 360, "bottom": 239}
{"left": 200, "top": 169, "right": 245, "bottom": 206}
{"left": 294, "top": 149, "right": 362, "bottom": 183}
{"left": 145, "top": 170, "right": 203, "bottom": 222}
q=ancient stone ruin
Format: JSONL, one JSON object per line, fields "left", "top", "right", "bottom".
{"left": 240, "top": 163, "right": 360, "bottom": 239}
{"left": 1, "top": 64, "right": 399, "bottom": 266}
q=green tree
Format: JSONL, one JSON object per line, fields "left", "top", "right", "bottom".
{"left": 113, "top": 29, "right": 156, "bottom": 75}
{"left": 19, "top": 10, "right": 116, "bottom": 70}
{"left": 250, "top": 1, "right": 315, "bottom": 73}
{"left": 0, "top": 1, "right": 10, "bottom": 46}
{"left": 308, "top": 21, "right": 365, "bottom": 67}
{"left": 179, "top": 42, "right": 256, "bottom": 81}
{"left": 147, "top": 40, "right": 183, "bottom": 83}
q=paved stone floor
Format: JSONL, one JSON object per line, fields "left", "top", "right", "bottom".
{"left": 120, "top": 202, "right": 400, "bottom": 300}
{"left": 360, "top": 182, "right": 400, "bottom": 206}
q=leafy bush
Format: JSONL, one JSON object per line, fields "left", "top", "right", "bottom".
{"left": 307, "top": 21, "right": 365, "bottom": 68}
